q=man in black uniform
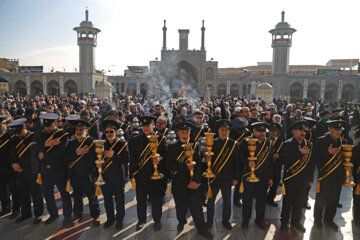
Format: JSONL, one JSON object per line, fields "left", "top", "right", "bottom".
{"left": 167, "top": 121, "right": 213, "bottom": 239}
{"left": 8, "top": 118, "right": 44, "bottom": 224}
{"left": 205, "top": 119, "right": 240, "bottom": 230}
{"left": 266, "top": 122, "right": 285, "bottom": 207}
{"left": 99, "top": 120, "right": 129, "bottom": 229}
{"left": 279, "top": 121, "right": 314, "bottom": 232}
{"left": 38, "top": 113, "right": 72, "bottom": 227}
{"left": 65, "top": 120, "right": 100, "bottom": 226}
{"left": 313, "top": 120, "right": 349, "bottom": 231}
{"left": 0, "top": 115, "right": 20, "bottom": 218}
{"left": 239, "top": 122, "right": 273, "bottom": 230}
{"left": 352, "top": 143, "right": 360, "bottom": 227}
{"left": 80, "top": 110, "right": 100, "bottom": 139}
{"left": 303, "top": 116, "right": 317, "bottom": 210}
{"left": 129, "top": 116, "right": 167, "bottom": 231}
{"left": 230, "top": 117, "right": 251, "bottom": 207}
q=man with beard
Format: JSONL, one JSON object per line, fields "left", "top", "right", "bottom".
{"left": 98, "top": 120, "right": 129, "bottom": 229}
{"left": 38, "top": 113, "right": 72, "bottom": 227}
{"left": 190, "top": 111, "right": 210, "bottom": 142}
{"left": 167, "top": 121, "right": 213, "bottom": 239}
{"left": 0, "top": 115, "right": 20, "bottom": 219}
{"left": 230, "top": 117, "right": 251, "bottom": 207}
{"left": 239, "top": 122, "right": 273, "bottom": 230}
{"left": 129, "top": 116, "right": 167, "bottom": 231}
{"left": 279, "top": 121, "right": 313, "bottom": 232}
{"left": 65, "top": 120, "right": 100, "bottom": 226}
{"left": 205, "top": 120, "right": 240, "bottom": 230}
{"left": 266, "top": 122, "right": 285, "bottom": 207}
{"left": 8, "top": 118, "right": 44, "bottom": 224}
{"left": 313, "top": 120, "right": 349, "bottom": 231}
{"left": 155, "top": 116, "right": 169, "bottom": 136}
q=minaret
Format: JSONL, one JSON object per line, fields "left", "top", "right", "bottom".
{"left": 201, "top": 20, "right": 205, "bottom": 51}
{"left": 73, "top": 9, "right": 101, "bottom": 74}
{"left": 162, "top": 20, "right": 167, "bottom": 50}
{"left": 269, "top": 11, "right": 296, "bottom": 75}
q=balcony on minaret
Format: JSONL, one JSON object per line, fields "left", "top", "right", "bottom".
{"left": 272, "top": 34, "right": 292, "bottom": 43}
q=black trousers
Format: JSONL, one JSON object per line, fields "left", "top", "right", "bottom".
{"left": 173, "top": 189, "right": 206, "bottom": 231}
{"left": 280, "top": 179, "right": 307, "bottom": 225}
{"left": 101, "top": 181, "right": 125, "bottom": 222}
{"left": 71, "top": 179, "right": 100, "bottom": 219}
{"left": 206, "top": 181, "right": 231, "bottom": 223}
{"left": 41, "top": 167, "right": 72, "bottom": 218}
{"left": 353, "top": 186, "right": 360, "bottom": 222}
{"left": 16, "top": 173, "right": 44, "bottom": 217}
{"left": 242, "top": 180, "right": 268, "bottom": 222}
{"left": 0, "top": 170, "right": 19, "bottom": 212}
{"left": 233, "top": 182, "right": 243, "bottom": 203}
{"left": 314, "top": 177, "right": 342, "bottom": 222}
{"left": 302, "top": 185, "right": 311, "bottom": 206}
{"left": 267, "top": 161, "right": 282, "bottom": 202}
{"left": 135, "top": 180, "right": 165, "bottom": 223}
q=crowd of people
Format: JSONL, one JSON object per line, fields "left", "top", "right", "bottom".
{"left": 0, "top": 92, "right": 359, "bottom": 239}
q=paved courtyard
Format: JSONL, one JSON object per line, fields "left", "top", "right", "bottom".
{"left": 0, "top": 179, "right": 358, "bottom": 240}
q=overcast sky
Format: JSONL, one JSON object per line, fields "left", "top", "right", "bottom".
{"left": 0, "top": 0, "right": 359, "bottom": 74}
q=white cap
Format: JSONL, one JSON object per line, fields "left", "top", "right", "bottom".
{"left": 79, "top": 100, "right": 86, "bottom": 104}
{"left": 235, "top": 107, "right": 242, "bottom": 113}
{"left": 235, "top": 102, "right": 241, "bottom": 107}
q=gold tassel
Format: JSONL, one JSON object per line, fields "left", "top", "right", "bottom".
{"left": 239, "top": 181, "right": 244, "bottom": 193}
{"left": 281, "top": 183, "right": 286, "bottom": 195}
{"left": 66, "top": 180, "right": 71, "bottom": 192}
{"left": 131, "top": 178, "right": 136, "bottom": 189}
{"left": 36, "top": 173, "right": 42, "bottom": 184}
{"left": 167, "top": 183, "right": 171, "bottom": 196}
{"left": 355, "top": 184, "right": 360, "bottom": 196}
{"left": 95, "top": 185, "right": 101, "bottom": 196}
{"left": 207, "top": 185, "right": 213, "bottom": 199}
{"left": 316, "top": 181, "right": 320, "bottom": 193}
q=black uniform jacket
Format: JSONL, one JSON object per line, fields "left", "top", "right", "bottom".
{"left": 314, "top": 132, "right": 346, "bottom": 183}
{"left": 102, "top": 138, "right": 129, "bottom": 184}
{"left": 129, "top": 132, "right": 168, "bottom": 182}
{"left": 10, "top": 131, "right": 39, "bottom": 178}
{"left": 280, "top": 137, "right": 314, "bottom": 184}
{"left": 239, "top": 136, "right": 273, "bottom": 182}
{"left": 65, "top": 136, "right": 97, "bottom": 183}
{"left": 39, "top": 128, "right": 69, "bottom": 180}
{"left": 209, "top": 137, "right": 240, "bottom": 187}
{"left": 167, "top": 140, "right": 202, "bottom": 196}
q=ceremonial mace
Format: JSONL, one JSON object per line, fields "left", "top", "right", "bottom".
{"left": 94, "top": 140, "right": 106, "bottom": 185}
{"left": 342, "top": 144, "right": 355, "bottom": 187}
{"left": 182, "top": 142, "right": 196, "bottom": 179}
{"left": 148, "top": 135, "right": 163, "bottom": 180}
{"left": 202, "top": 132, "right": 216, "bottom": 178}
{"left": 246, "top": 138, "right": 259, "bottom": 182}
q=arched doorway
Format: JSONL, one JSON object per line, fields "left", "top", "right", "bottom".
{"left": 217, "top": 84, "right": 226, "bottom": 97}
{"left": 342, "top": 84, "right": 354, "bottom": 100}
{"left": 170, "top": 61, "right": 198, "bottom": 97}
{"left": 206, "top": 68, "right": 213, "bottom": 81}
{"left": 14, "top": 80, "right": 27, "bottom": 96}
{"left": 324, "top": 84, "right": 337, "bottom": 100}
{"left": 47, "top": 80, "right": 60, "bottom": 96}
{"left": 307, "top": 83, "right": 320, "bottom": 101}
{"left": 127, "top": 83, "right": 137, "bottom": 95}
{"left": 0, "top": 77, "right": 10, "bottom": 94}
{"left": 230, "top": 84, "right": 239, "bottom": 98}
{"left": 140, "top": 83, "right": 149, "bottom": 96}
{"left": 206, "top": 84, "right": 214, "bottom": 96}
{"left": 290, "top": 82, "right": 303, "bottom": 101}
{"left": 64, "top": 80, "right": 77, "bottom": 96}
{"left": 30, "top": 80, "right": 43, "bottom": 96}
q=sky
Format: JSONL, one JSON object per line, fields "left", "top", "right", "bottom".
{"left": 0, "top": 0, "right": 359, "bottom": 75}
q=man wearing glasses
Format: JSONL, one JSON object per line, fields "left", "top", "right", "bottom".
{"left": 98, "top": 120, "right": 129, "bottom": 229}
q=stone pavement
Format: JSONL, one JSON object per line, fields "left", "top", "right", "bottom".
{"left": 0, "top": 179, "right": 358, "bottom": 240}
